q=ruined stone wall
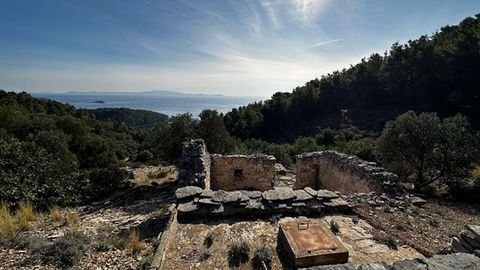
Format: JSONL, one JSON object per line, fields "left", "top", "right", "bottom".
{"left": 175, "top": 186, "right": 351, "bottom": 217}
{"left": 177, "top": 139, "right": 211, "bottom": 189}
{"left": 295, "top": 151, "right": 400, "bottom": 195}
{"left": 210, "top": 154, "right": 275, "bottom": 191}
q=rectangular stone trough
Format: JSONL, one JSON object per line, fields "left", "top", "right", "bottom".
{"left": 279, "top": 221, "right": 349, "bottom": 268}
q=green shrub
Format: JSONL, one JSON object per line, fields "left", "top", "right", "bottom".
{"left": 385, "top": 235, "right": 398, "bottom": 250}
{"left": 88, "top": 166, "right": 128, "bottom": 198}
{"left": 137, "top": 150, "right": 153, "bottom": 162}
{"left": 336, "top": 138, "right": 377, "bottom": 161}
{"left": 329, "top": 220, "right": 340, "bottom": 235}
{"left": 15, "top": 235, "right": 50, "bottom": 252}
{"left": 227, "top": 241, "right": 250, "bottom": 267}
{"left": 42, "top": 231, "right": 90, "bottom": 268}
{"left": 199, "top": 250, "right": 211, "bottom": 262}
{"left": 252, "top": 247, "right": 273, "bottom": 270}
{"left": 203, "top": 232, "right": 214, "bottom": 248}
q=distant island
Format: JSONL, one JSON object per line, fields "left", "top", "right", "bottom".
{"left": 93, "top": 100, "right": 105, "bottom": 104}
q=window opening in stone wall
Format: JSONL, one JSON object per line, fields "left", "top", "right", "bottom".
{"left": 234, "top": 169, "right": 243, "bottom": 179}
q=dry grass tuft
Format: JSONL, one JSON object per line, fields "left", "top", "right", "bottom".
{"left": 50, "top": 206, "right": 63, "bottom": 222}
{"left": 473, "top": 165, "right": 480, "bottom": 177}
{"left": 16, "top": 213, "right": 32, "bottom": 232}
{"left": 0, "top": 203, "right": 17, "bottom": 238}
{"left": 125, "top": 230, "right": 145, "bottom": 254}
{"left": 17, "top": 201, "right": 36, "bottom": 222}
{"left": 66, "top": 211, "right": 80, "bottom": 229}
{"left": 15, "top": 201, "right": 36, "bottom": 232}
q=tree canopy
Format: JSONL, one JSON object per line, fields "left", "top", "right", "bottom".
{"left": 377, "top": 112, "right": 479, "bottom": 192}
{"left": 224, "top": 14, "right": 480, "bottom": 141}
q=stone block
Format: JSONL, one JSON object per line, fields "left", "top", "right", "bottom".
{"left": 175, "top": 186, "right": 203, "bottom": 200}
{"left": 317, "top": 189, "right": 339, "bottom": 199}
{"left": 294, "top": 189, "right": 314, "bottom": 201}
{"left": 177, "top": 201, "right": 199, "bottom": 213}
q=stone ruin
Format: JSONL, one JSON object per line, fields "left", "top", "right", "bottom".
{"left": 173, "top": 140, "right": 480, "bottom": 269}
{"left": 295, "top": 151, "right": 401, "bottom": 195}
{"left": 178, "top": 139, "right": 402, "bottom": 195}
{"left": 175, "top": 139, "right": 412, "bottom": 218}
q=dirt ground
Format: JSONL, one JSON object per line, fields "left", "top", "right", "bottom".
{"left": 162, "top": 215, "right": 423, "bottom": 270}
{"left": 0, "top": 166, "right": 177, "bottom": 270}
{"left": 355, "top": 198, "right": 480, "bottom": 256}
{"left": 131, "top": 165, "right": 178, "bottom": 186}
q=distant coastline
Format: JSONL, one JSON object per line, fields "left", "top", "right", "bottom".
{"left": 30, "top": 91, "right": 263, "bottom": 117}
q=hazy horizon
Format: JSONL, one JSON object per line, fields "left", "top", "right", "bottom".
{"left": 25, "top": 89, "right": 262, "bottom": 98}
{"left": 1, "top": 1, "right": 479, "bottom": 96}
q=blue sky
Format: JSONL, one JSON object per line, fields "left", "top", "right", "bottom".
{"left": 0, "top": 1, "right": 479, "bottom": 97}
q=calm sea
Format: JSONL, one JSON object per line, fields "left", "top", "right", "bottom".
{"left": 31, "top": 93, "right": 261, "bottom": 116}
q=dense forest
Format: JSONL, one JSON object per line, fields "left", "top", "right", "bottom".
{"left": 224, "top": 14, "right": 480, "bottom": 141}
{"left": 83, "top": 108, "right": 168, "bottom": 128}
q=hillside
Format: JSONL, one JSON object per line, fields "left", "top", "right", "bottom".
{"left": 224, "top": 14, "right": 480, "bottom": 142}
{"left": 0, "top": 90, "right": 145, "bottom": 206}
{"left": 84, "top": 108, "right": 168, "bottom": 129}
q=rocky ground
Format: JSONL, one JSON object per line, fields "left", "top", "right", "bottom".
{"left": 354, "top": 197, "right": 480, "bottom": 256}
{"left": 162, "top": 215, "right": 423, "bottom": 270}
{"left": 0, "top": 166, "right": 177, "bottom": 270}
{"left": 2, "top": 163, "right": 480, "bottom": 269}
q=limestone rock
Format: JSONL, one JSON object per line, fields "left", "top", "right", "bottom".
{"left": 304, "top": 187, "right": 317, "bottom": 196}
{"left": 175, "top": 186, "right": 203, "bottom": 200}
{"left": 223, "top": 191, "right": 249, "bottom": 203}
{"left": 198, "top": 198, "right": 221, "bottom": 205}
{"left": 275, "top": 163, "right": 287, "bottom": 175}
{"left": 177, "top": 201, "right": 199, "bottom": 213}
{"left": 356, "top": 262, "right": 389, "bottom": 270}
{"left": 317, "top": 189, "right": 339, "bottom": 199}
{"left": 391, "top": 258, "right": 427, "bottom": 270}
{"left": 292, "top": 202, "right": 306, "bottom": 207}
{"left": 294, "top": 189, "right": 314, "bottom": 201}
{"left": 425, "top": 253, "right": 480, "bottom": 269}
{"left": 324, "top": 198, "right": 349, "bottom": 208}
{"left": 301, "top": 254, "right": 480, "bottom": 270}
{"left": 300, "top": 263, "right": 356, "bottom": 270}
{"left": 200, "top": 190, "right": 214, "bottom": 198}
{"left": 410, "top": 196, "right": 427, "bottom": 206}
{"left": 263, "top": 188, "right": 296, "bottom": 201}
{"left": 212, "top": 190, "right": 228, "bottom": 202}
{"left": 466, "top": 224, "right": 480, "bottom": 241}
{"left": 460, "top": 229, "right": 480, "bottom": 250}
{"left": 240, "top": 190, "right": 262, "bottom": 199}
{"left": 450, "top": 225, "right": 480, "bottom": 253}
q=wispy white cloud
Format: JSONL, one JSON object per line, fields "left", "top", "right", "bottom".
{"left": 305, "top": 38, "right": 342, "bottom": 49}
{"left": 259, "top": 0, "right": 282, "bottom": 30}
{"left": 291, "top": 0, "right": 330, "bottom": 23}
